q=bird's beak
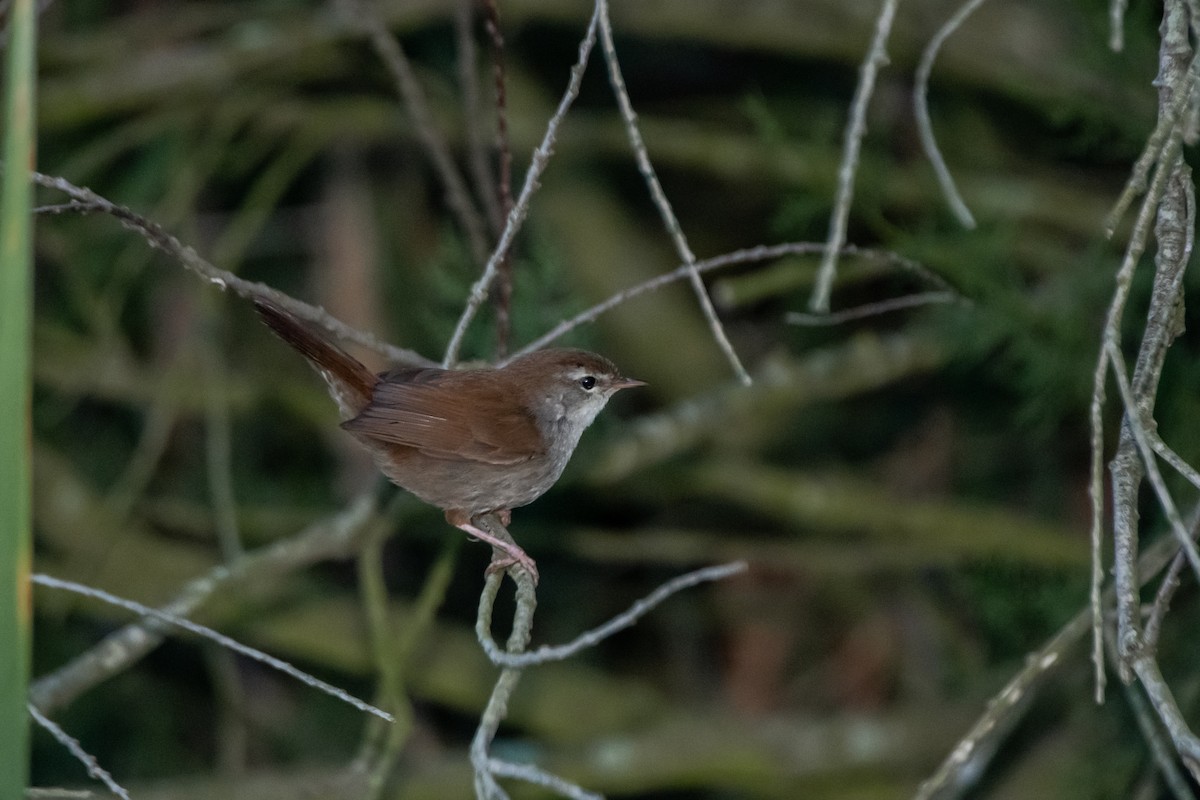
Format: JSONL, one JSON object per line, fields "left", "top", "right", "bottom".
{"left": 612, "top": 377, "right": 647, "bottom": 391}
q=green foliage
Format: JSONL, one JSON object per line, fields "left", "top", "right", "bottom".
{"left": 952, "top": 564, "right": 1088, "bottom": 661}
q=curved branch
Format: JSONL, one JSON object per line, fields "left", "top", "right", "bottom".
{"left": 913, "top": 0, "right": 987, "bottom": 228}
{"left": 29, "top": 493, "right": 380, "bottom": 713}
{"left": 29, "top": 172, "right": 436, "bottom": 368}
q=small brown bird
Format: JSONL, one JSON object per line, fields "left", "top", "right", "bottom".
{"left": 254, "top": 298, "right": 643, "bottom": 583}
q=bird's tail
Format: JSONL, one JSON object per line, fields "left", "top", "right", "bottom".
{"left": 253, "top": 298, "right": 377, "bottom": 417}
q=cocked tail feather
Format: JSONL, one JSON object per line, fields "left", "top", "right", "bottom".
{"left": 253, "top": 298, "right": 378, "bottom": 418}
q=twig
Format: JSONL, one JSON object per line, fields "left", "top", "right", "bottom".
{"left": 487, "top": 760, "right": 602, "bottom": 800}
{"left": 1105, "top": 340, "right": 1200, "bottom": 583}
{"left": 477, "top": 561, "right": 747, "bottom": 668}
{"left": 1103, "top": 623, "right": 1198, "bottom": 800}
{"left": 28, "top": 704, "right": 131, "bottom": 800}
{"left": 508, "top": 244, "right": 816, "bottom": 362}
{"left": 1102, "top": 6, "right": 1199, "bottom": 773}
{"left": 1150, "top": 432, "right": 1200, "bottom": 493}
{"left": 32, "top": 574, "right": 394, "bottom": 721}
{"left": 33, "top": 200, "right": 102, "bottom": 215}
{"left": 470, "top": 565, "right": 536, "bottom": 799}
{"left": 483, "top": 0, "right": 513, "bottom": 232}
{"left": 1130, "top": 657, "right": 1200, "bottom": 781}
{"left": 456, "top": 0, "right": 503, "bottom": 234}
{"left": 465, "top": 520, "right": 738, "bottom": 797}
{"left": 30, "top": 171, "right": 435, "bottom": 367}
{"left": 505, "top": 242, "right": 940, "bottom": 364}
{"left": 588, "top": 332, "right": 945, "bottom": 484}
{"left": 1089, "top": 381, "right": 1200, "bottom": 695}
{"left": 444, "top": 1, "right": 601, "bottom": 366}
{"left": 785, "top": 290, "right": 958, "bottom": 326}
{"left": 916, "top": 518, "right": 1198, "bottom": 799}
{"left": 483, "top": 0, "right": 516, "bottom": 358}
{"left": 1087, "top": 106, "right": 1186, "bottom": 693}
{"left": 1109, "top": 156, "right": 1192, "bottom": 674}
{"left": 809, "top": 0, "right": 901, "bottom": 314}
{"left": 29, "top": 492, "right": 379, "bottom": 713}
{"left": 597, "top": 0, "right": 750, "bottom": 386}
{"left": 1144, "top": 550, "right": 1186, "bottom": 653}
{"left": 341, "top": 0, "right": 489, "bottom": 268}
{"left": 1106, "top": 54, "right": 1199, "bottom": 238}
{"left": 1086, "top": 317, "right": 1111, "bottom": 701}
{"left": 913, "top": 0, "right": 987, "bottom": 229}
{"left": 914, "top": 612, "right": 1073, "bottom": 799}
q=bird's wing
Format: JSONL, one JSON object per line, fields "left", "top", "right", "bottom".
{"left": 340, "top": 369, "right": 544, "bottom": 465}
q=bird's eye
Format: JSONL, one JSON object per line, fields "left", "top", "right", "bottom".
{"left": 579, "top": 375, "right": 597, "bottom": 390}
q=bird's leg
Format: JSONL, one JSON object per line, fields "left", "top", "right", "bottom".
{"left": 445, "top": 510, "right": 538, "bottom": 585}
{"left": 468, "top": 524, "right": 539, "bottom": 586}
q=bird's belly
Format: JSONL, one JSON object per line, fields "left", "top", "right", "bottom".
{"left": 372, "top": 444, "right": 564, "bottom": 515}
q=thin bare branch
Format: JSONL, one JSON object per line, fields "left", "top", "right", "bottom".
{"left": 1105, "top": 340, "right": 1200, "bottom": 594}
{"left": 1088, "top": 116, "right": 1186, "bottom": 691}
{"left": 29, "top": 493, "right": 379, "bottom": 713}
{"left": 483, "top": 0, "right": 516, "bottom": 358}
{"left": 470, "top": 526, "right": 537, "bottom": 799}
{"left": 1089, "top": 349, "right": 1113, "bottom": 702}
{"left": 1144, "top": 550, "right": 1186, "bottom": 652}
{"left": 785, "top": 290, "right": 959, "bottom": 326}
{"left": 456, "top": 0, "right": 503, "bottom": 234}
{"left": 1110, "top": 158, "right": 1192, "bottom": 675}
{"left": 487, "top": 760, "right": 602, "bottom": 800}
{"left": 444, "top": 2, "right": 601, "bottom": 367}
{"left": 483, "top": 0, "right": 513, "bottom": 226}
{"left": 1103, "top": 624, "right": 1198, "bottom": 800}
{"left": 32, "top": 574, "right": 394, "bottom": 722}
{"left": 464, "top": 520, "right": 745, "bottom": 797}
{"left": 809, "top": 0, "right": 901, "bottom": 313}
{"left": 28, "top": 705, "right": 131, "bottom": 800}
{"left": 341, "top": 0, "right": 490, "bottom": 267}
{"left": 33, "top": 200, "right": 102, "bottom": 215}
{"left": 914, "top": 0, "right": 987, "bottom": 228}
{"left": 477, "top": 561, "right": 747, "bottom": 668}
{"left": 1106, "top": 54, "right": 1199, "bottom": 237}
{"left": 597, "top": 0, "right": 750, "bottom": 385}
{"left": 30, "top": 171, "right": 436, "bottom": 367}
{"left": 918, "top": 518, "right": 1198, "bottom": 799}
{"left": 914, "top": 611, "right": 1073, "bottom": 799}
{"left": 1150, "top": 433, "right": 1200, "bottom": 492}
{"left": 1100, "top": 8, "right": 1198, "bottom": 770}
{"left": 505, "top": 242, "right": 938, "bottom": 363}
{"left": 1131, "top": 657, "right": 1200, "bottom": 781}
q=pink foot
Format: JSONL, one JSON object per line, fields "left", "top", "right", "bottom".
{"left": 454, "top": 521, "right": 539, "bottom": 586}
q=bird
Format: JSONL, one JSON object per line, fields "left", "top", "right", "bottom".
{"left": 253, "top": 297, "right": 643, "bottom": 584}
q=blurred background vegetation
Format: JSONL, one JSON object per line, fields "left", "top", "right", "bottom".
{"left": 24, "top": 0, "right": 1200, "bottom": 797}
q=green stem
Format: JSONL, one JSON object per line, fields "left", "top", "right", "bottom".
{"left": 0, "top": 0, "right": 37, "bottom": 795}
